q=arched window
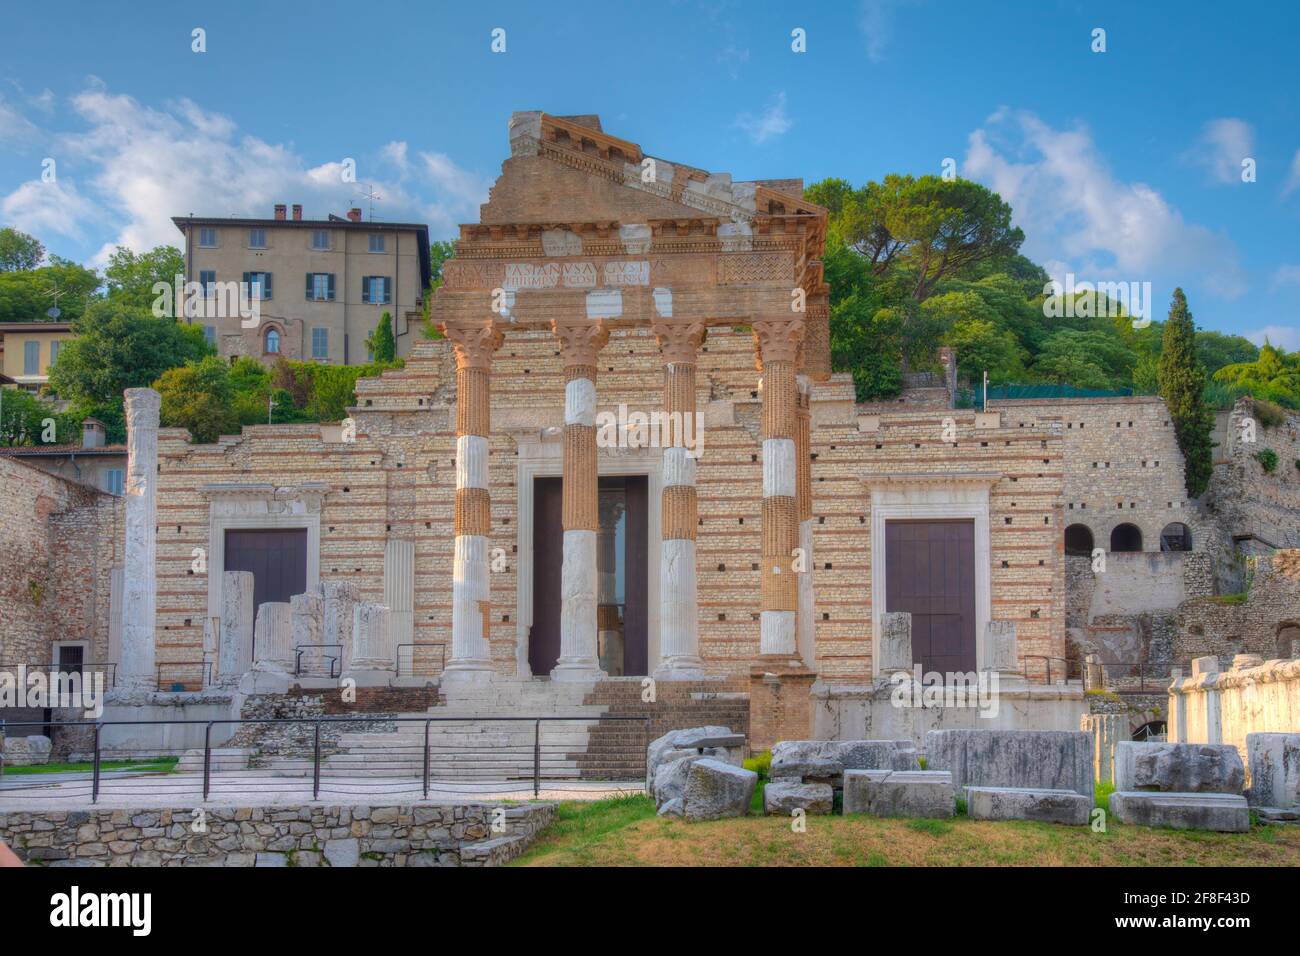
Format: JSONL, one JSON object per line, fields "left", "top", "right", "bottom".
{"left": 264, "top": 328, "right": 280, "bottom": 354}
{"left": 1110, "top": 523, "right": 1143, "bottom": 552}
{"left": 1160, "top": 522, "right": 1192, "bottom": 552}
{"left": 1064, "top": 524, "right": 1095, "bottom": 556}
{"left": 1132, "top": 720, "right": 1167, "bottom": 741}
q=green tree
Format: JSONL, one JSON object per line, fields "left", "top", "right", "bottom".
{"left": 46, "top": 300, "right": 212, "bottom": 405}
{"left": 0, "top": 227, "right": 45, "bottom": 272}
{"left": 1031, "top": 330, "right": 1126, "bottom": 389}
{"left": 1158, "top": 289, "right": 1215, "bottom": 497}
{"left": 0, "top": 258, "right": 101, "bottom": 323}
{"left": 944, "top": 316, "right": 1027, "bottom": 383}
{"left": 368, "top": 310, "right": 396, "bottom": 362}
{"left": 1212, "top": 343, "right": 1300, "bottom": 409}
{"left": 103, "top": 245, "right": 185, "bottom": 311}
{"left": 0, "top": 389, "right": 74, "bottom": 445}
{"left": 1196, "top": 330, "right": 1258, "bottom": 377}
{"left": 154, "top": 356, "right": 238, "bottom": 443}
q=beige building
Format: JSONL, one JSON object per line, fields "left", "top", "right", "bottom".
{"left": 172, "top": 205, "right": 431, "bottom": 365}
{"left": 0, "top": 321, "right": 76, "bottom": 391}
{"left": 0, "top": 418, "right": 127, "bottom": 496}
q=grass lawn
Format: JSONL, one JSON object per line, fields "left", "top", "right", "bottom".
{"left": 513, "top": 794, "right": 1300, "bottom": 867}
{"left": 2, "top": 757, "right": 180, "bottom": 776}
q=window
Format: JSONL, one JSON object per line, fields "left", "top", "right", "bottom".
{"left": 203, "top": 326, "right": 217, "bottom": 347}
{"left": 242, "top": 272, "right": 272, "bottom": 300}
{"left": 248, "top": 228, "right": 267, "bottom": 249}
{"left": 23, "top": 340, "right": 39, "bottom": 375}
{"left": 368, "top": 233, "right": 386, "bottom": 253}
{"left": 200, "top": 269, "right": 217, "bottom": 296}
{"left": 311, "top": 327, "right": 328, "bottom": 360}
{"left": 104, "top": 469, "right": 125, "bottom": 496}
{"left": 198, "top": 227, "right": 218, "bottom": 247}
{"left": 1110, "top": 523, "right": 1143, "bottom": 553}
{"left": 49, "top": 339, "right": 61, "bottom": 365}
{"left": 1160, "top": 523, "right": 1192, "bottom": 552}
{"left": 1064, "top": 524, "right": 1094, "bottom": 556}
{"left": 362, "top": 276, "right": 391, "bottom": 304}
{"left": 306, "top": 272, "right": 335, "bottom": 301}
{"left": 264, "top": 328, "right": 281, "bottom": 354}
{"left": 311, "top": 229, "right": 331, "bottom": 250}
{"left": 56, "top": 643, "right": 85, "bottom": 675}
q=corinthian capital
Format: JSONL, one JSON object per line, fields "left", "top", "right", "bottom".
{"left": 441, "top": 320, "right": 506, "bottom": 370}
{"left": 651, "top": 318, "right": 707, "bottom": 365}
{"left": 550, "top": 318, "right": 610, "bottom": 367}
{"left": 751, "top": 317, "right": 805, "bottom": 369}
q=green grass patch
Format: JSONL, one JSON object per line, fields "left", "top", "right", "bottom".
{"left": 1095, "top": 780, "right": 1115, "bottom": 812}
{"left": 3, "top": 756, "right": 179, "bottom": 776}
{"left": 906, "top": 818, "right": 953, "bottom": 836}
{"left": 510, "top": 794, "right": 656, "bottom": 866}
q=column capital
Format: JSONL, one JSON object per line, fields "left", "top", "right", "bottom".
{"left": 751, "top": 317, "right": 805, "bottom": 370}
{"left": 550, "top": 318, "right": 609, "bottom": 367}
{"left": 651, "top": 317, "right": 707, "bottom": 365}
{"left": 440, "top": 319, "right": 506, "bottom": 370}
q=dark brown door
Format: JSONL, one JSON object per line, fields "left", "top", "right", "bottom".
{"left": 622, "top": 475, "right": 649, "bottom": 676}
{"left": 224, "top": 528, "right": 308, "bottom": 657}
{"left": 530, "top": 477, "right": 564, "bottom": 676}
{"left": 885, "top": 519, "right": 976, "bottom": 673}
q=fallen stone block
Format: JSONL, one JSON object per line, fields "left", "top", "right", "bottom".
{"left": 646, "top": 725, "right": 738, "bottom": 792}
{"left": 683, "top": 758, "right": 757, "bottom": 821}
{"left": 1246, "top": 733, "right": 1300, "bottom": 808}
{"left": 652, "top": 751, "right": 717, "bottom": 807}
{"left": 1, "top": 735, "right": 52, "bottom": 767}
{"left": 843, "top": 769, "right": 954, "bottom": 818}
{"left": 1114, "top": 742, "right": 1244, "bottom": 794}
{"left": 1255, "top": 807, "right": 1300, "bottom": 825}
{"left": 965, "top": 786, "right": 1090, "bottom": 825}
{"left": 1108, "top": 791, "right": 1249, "bottom": 832}
{"left": 925, "top": 730, "right": 1091, "bottom": 797}
{"left": 763, "top": 780, "right": 834, "bottom": 816}
{"left": 770, "top": 739, "right": 917, "bottom": 787}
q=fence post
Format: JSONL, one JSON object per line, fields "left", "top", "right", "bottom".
{"left": 91, "top": 723, "right": 102, "bottom": 804}
{"left": 533, "top": 719, "right": 541, "bottom": 799}
{"left": 203, "top": 722, "right": 213, "bottom": 800}
{"left": 312, "top": 720, "right": 321, "bottom": 800}
{"left": 422, "top": 719, "right": 430, "bottom": 800}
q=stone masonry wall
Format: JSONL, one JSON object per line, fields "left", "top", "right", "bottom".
{"left": 1173, "top": 550, "right": 1300, "bottom": 666}
{"left": 0, "top": 801, "right": 556, "bottom": 867}
{"left": 1205, "top": 398, "right": 1300, "bottom": 551}
{"left": 0, "top": 457, "right": 121, "bottom": 668}
{"left": 100, "top": 327, "right": 1066, "bottom": 686}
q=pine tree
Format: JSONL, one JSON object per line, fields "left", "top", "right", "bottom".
{"left": 1157, "top": 288, "right": 1214, "bottom": 497}
{"left": 368, "top": 311, "right": 396, "bottom": 362}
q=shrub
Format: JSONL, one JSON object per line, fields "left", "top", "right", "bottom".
{"left": 1253, "top": 399, "right": 1286, "bottom": 429}
{"left": 1255, "top": 448, "right": 1279, "bottom": 473}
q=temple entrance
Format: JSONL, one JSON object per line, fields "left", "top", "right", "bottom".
{"left": 884, "top": 519, "right": 977, "bottom": 673}
{"left": 224, "top": 528, "right": 307, "bottom": 658}
{"left": 530, "top": 475, "right": 649, "bottom": 677}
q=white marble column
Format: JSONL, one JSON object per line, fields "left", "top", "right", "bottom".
{"left": 596, "top": 493, "right": 625, "bottom": 675}
{"left": 350, "top": 602, "right": 394, "bottom": 670}
{"left": 253, "top": 602, "right": 293, "bottom": 670}
{"left": 321, "top": 580, "right": 359, "bottom": 673}
{"left": 384, "top": 537, "right": 415, "bottom": 653}
{"left": 219, "top": 570, "right": 254, "bottom": 680}
{"left": 119, "top": 388, "right": 160, "bottom": 691}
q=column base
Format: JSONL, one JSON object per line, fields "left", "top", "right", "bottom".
{"left": 440, "top": 660, "right": 496, "bottom": 688}
{"left": 748, "top": 657, "right": 816, "bottom": 752}
{"left": 653, "top": 655, "right": 708, "bottom": 680}
{"left": 550, "top": 657, "right": 607, "bottom": 683}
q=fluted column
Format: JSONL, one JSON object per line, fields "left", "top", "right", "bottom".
{"left": 652, "top": 317, "right": 708, "bottom": 678}
{"left": 596, "top": 492, "right": 625, "bottom": 675}
{"left": 550, "top": 318, "right": 610, "bottom": 682}
{"left": 440, "top": 319, "right": 505, "bottom": 686}
{"left": 753, "top": 318, "right": 805, "bottom": 659}
{"left": 120, "top": 388, "right": 160, "bottom": 691}
{"left": 795, "top": 375, "right": 816, "bottom": 666}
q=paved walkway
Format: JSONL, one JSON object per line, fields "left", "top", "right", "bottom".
{"left": 0, "top": 770, "right": 643, "bottom": 811}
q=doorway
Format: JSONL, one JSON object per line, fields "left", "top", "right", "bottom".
{"left": 884, "top": 519, "right": 977, "bottom": 673}
{"left": 530, "top": 475, "right": 648, "bottom": 676}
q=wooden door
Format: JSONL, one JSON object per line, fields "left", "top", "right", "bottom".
{"left": 884, "top": 519, "right": 976, "bottom": 673}
{"left": 224, "top": 528, "right": 308, "bottom": 658}
{"left": 622, "top": 475, "right": 649, "bottom": 676}
{"left": 530, "top": 477, "right": 564, "bottom": 676}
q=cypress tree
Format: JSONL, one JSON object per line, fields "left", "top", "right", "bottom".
{"left": 369, "top": 311, "right": 396, "bottom": 362}
{"left": 1157, "top": 288, "right": 1213, "bottom": 497}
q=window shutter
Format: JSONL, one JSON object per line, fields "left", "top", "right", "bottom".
{"left": 328, "top": 273, "right": 336, "bottom": 300}
{"left": 306, "top": 273, "right": 313, "bottom": 299}
{"left": 242, "top": 271, "right": 250, "bottom": 287}
{"left": 362, "top": 276, "right": 371, "bottom": 303}
{"left": 264, "top": 273, "right": 272, "bottom": 298}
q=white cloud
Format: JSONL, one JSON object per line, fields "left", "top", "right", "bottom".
{"left": 858, "top": 0, "right": 901, "bottom": 63}
{"left": 1272, "top": 264, "right": 1300, "bottom": 287}
{"left": 1246, "top": 324, "right": 1300, "bottom": 351}
{"left": 0, "top": 94, "right": 42, "bottom": 145}
{"left": 963, "top": 108, "right": 1248, "bottom": 300}
{"left": 0, "top": 83, "right": 485, "bottom": 263}
{"left": 1184, "top": 118, "right": 1254, "bottom": 185}
{"left": 734, "top": 92, "right": 791, "bottom": 145}
{"left": 1284, "top": 148, "right": 1300, "bottom": 197}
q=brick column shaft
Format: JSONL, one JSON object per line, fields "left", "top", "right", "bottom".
{"left": 796, "top": 376, "right": 816, "bottom": 666}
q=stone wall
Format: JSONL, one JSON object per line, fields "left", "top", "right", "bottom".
{"left": 0, "top": 801, "right": 556, "bottom": 867}
{"left": 1205, "top": 398, "right": 1300, "bottom": 552}
{"left": 129, "top": 326, "right": 1065, "bottom": 685}
{"left": 0, "top": 457, "right": 121, "bottom": 668}
{"left": 1173, "top": 550, "right": 1300, "bottom": 666}
{"left": 1168, "top": 656, "right": 1300, "bottom": 762}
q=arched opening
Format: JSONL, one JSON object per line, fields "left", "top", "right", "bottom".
{"left": 264, "top": 327, "right": 281, "bottom": 355}
{"left": 1160, "top": 522, "right": 1192, "bottom": 552}
{"left": 1064, "top": 524, "right": 1094, "bottom": 556}
{"left": 1278, "top": 621, "right": 1300, "bottom": 660}
{"left": 1110, "top": 523, "right": 1143, "bottom": 552}
{"left": 1133, "top": 720, "right": 1167, "bottom": 741}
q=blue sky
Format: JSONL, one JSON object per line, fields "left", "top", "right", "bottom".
{"left": 1, "top": 0, "right": 1297, "bottom": 345}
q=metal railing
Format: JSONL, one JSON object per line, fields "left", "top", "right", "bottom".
{"left": 0, "top": 661, "right": 118, "bottom": 689}
{"left": 0, "top": 714, "right": 652, "bottom": 803}
{"left": 1020, "top": 655, "right": 1171, "bottom": 693}
{"left": 155, "top": 661, "right": 212, "bottom": 692}
{"left": 294, "top": 644, "right": 342, "bottom": 679}
{"left": 395, "top": 644, "right": 446, "bottom": 678}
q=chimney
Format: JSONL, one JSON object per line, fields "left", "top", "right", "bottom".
{"left": 274, "top": 203, "right": 287, "bottom": 220}
{"left": 82, "top": 418, "right": 106, "bottom": 449}
{"left": 347, "top": 207, "right": 362, "bottom": 223}
{"left": 292, "top": 204, "right": 303, "bottom": 221}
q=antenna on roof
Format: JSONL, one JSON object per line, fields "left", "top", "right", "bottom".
{"left": 43, "top": 281, "right": 64, "bottom": 319}
{"left": 350, "top": 183, "right": 382, "bottom": 221}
